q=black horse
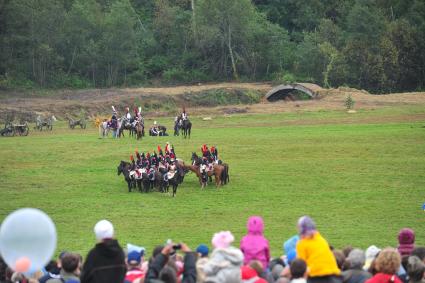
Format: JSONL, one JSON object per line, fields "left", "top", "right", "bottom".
{"left": 174, "top": 118, "right": 181, "bottom": 136}
{"left": 180, "top": 119, "right": 191, "bottom": 139}
{"left": 117, "top": 161, "right": 134, "bottom": 192}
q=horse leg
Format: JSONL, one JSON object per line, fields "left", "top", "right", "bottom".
{"left": 173, "top": 184, "right": 177, "bottom": 197}
{"left": 127, "top": 180, "right": 131, "bottom": 192}
{"left": 214, "top": 172, "right": 220, "bottom": 187}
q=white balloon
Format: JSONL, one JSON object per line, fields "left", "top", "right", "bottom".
{"left": 0, "top": 208, "right": 57, "bottom": 273}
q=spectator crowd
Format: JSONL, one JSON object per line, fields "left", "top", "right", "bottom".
{"left": 0, "top": 216, "right": 423, "bottom": 283}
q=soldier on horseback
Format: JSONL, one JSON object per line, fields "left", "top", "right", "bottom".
{"left": 181, "top": 108, "right": 188, "bottom": 121}
{"left": 135, "top": 151, "right": 143, "bottom": 169}
{"left": 125, "top": 107, "right": 131, "bottom": 120}
{"left": 211, "top": 146, "right": 218, "bottom": 163}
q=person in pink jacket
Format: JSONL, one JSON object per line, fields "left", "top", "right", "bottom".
{"left": 240, "top": 216, "right": 270, "bottom": 270}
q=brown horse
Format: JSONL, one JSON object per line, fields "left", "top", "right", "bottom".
{"left": 135, "top": 121, "right": 144, "bottom": 140}
{"left": 184, "top": 163, "right": 226, "bottom": 187}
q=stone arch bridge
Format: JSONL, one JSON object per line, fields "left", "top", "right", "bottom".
{"left": 265, "top": 83, "right": 324, "bottom": 102}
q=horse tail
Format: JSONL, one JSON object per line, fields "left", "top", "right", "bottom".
{"left": 223, "top": 164, "right": 229, "bottom": 184}
{"left": 188, "top": 123, "right": 191, "bottom": 139}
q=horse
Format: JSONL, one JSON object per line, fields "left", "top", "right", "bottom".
{"left": 174, "top": 117, "right": 181, "bottom": 136}
{"left": 34, "top": 115, "right": 55, "bottom": 131}
{"left": 117, "top": 161, "right": 134, "bottom": 192}
{"left": 68, "top": 117, "right": 86, "bottom": 129}
{"left": 168, "top": 172, "right": 182, "bottom": 197}
{"left": 187, "top": 153, "right": 226, "bottom": 187}
{"left": 99, "top": 120, "right": 111, "bottom": 138}
{"left": 180, "top": 118, "right": 191, "bottom": 139}
{"left": 118, "top": 118, "right": 133, "bottom": 137}
{"left": 135, "top": 121, "right": 144, "bottom": 140}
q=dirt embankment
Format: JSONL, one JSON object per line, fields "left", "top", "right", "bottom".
{"left": 0, "top": 83, "right": 424, "bottom": 122}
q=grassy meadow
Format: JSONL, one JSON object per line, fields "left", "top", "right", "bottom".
{"left": 0, "top": 105, "right": 424, "bottom": 258}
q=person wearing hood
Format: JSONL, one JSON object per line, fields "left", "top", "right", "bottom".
{"left": 80, "top": 220, "right": 126, "bottom": 283}
{"left": 202, "top": 231, "right": 244, "bottom": 283}
{"left": 295, "top": 216, "right": 341, "bottom": 283}
{"left": 240, "top": 216, "right": 270, "bottom": 270}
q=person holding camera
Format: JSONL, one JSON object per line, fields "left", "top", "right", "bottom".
{"left": 145, "top": 242, "right": 196, "bottom": 283}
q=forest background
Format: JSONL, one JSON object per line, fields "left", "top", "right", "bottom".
{"left": 0, "top": 0, "right": 424, "bottom": 93}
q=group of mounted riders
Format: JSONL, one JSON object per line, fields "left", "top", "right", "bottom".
{"left": 105, "top": 106, "right": 145, "bottom": 139}
{"left": 191, "top": 144, "right": 229, "bottom": 188}
{"left": 118, "top": 142, "right": 186, "bottom": 197}
{"left": 104, "top": 106, "right": 190, "bottom": 139}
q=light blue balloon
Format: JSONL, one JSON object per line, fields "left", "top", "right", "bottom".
{"left": 0, "top": 208, "right": 57, "bottom": 273}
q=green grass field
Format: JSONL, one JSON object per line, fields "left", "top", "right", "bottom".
{"left": 0, "top": 106, "right": 424, "bottom": 258}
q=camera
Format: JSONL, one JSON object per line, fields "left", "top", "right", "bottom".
{"left": 172, "top": 244, "right": 182, "bottom": 250}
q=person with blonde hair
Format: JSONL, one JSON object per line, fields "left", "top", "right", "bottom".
{"left": 365, "top": 248, "right": 402, "bottom": 283}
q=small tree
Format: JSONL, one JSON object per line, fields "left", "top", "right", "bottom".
{"left": 345, "top": 94, "right": 355, "bottom": 110}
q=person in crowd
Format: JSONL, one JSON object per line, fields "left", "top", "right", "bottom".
{"left": 80, "top": 220, "right": 126, "bottom": 283}
{"left": 240, "top": 216, "right": 270, "bottom": 270}
{"left": 341, "top": 249, "right": 372, "bottom": 283}
{"left": 364, "top": 246, "right": 381, "bottom": 274}
{"left": 406, "top": 256, "right": 425, "bottom": 283}
{"left": 46, "top": 253, "right": 80, "bottom": 283}
{"left": 365, "top": 248, "right": 402, "bottom": 283}
{"left": 196, "top": 245, "right": 209, "bottom": 259}
{"left": 145, "top": 242, "right": 196, "bottom": 283}
{"left": 333, "top": 250, "right": 346, "bottom": 271}
{"left": 249, "top": 260, "right": 268, "bottom": 280}
{"left": 241, "top": 265, "right": 268, "bottom": 283}
{"left": 202, "top": 231, "right": 244, "bottom": 283}
{"left": 124, "top": 251, "right": 145, "bottom": 283}
{"left": 290, "top": 259, "right": 308, "bottom": 283}
{"left": 38, "top": 252, "right": 69, "bottom": 283}
{"left": 398, "top": 228, "right": 415, "bottom": 257}
{"left": 412, "top": 248, "right": 425, "bottom": 263}
{"left": 295, "top": 216, "right": 341, "bottom": 283}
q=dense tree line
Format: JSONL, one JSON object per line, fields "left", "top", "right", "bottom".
{"left": 0, "top": 0, "right": 424, "bottom": 93}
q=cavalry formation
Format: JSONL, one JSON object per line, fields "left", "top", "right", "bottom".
{"left": 117, "top": 143, "right": 230, "bottom": 196}
{"left": 99, "top": 106, "right": 192, "bottom": 139}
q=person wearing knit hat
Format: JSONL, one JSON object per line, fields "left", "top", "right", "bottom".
{"left": 201, "top": 231, "right": 244, "bottom": 283}
{"left": 295, "top": 216, "right": 341, "bottom": 283}
{"left": 80, "top": 220, "right": 126, "bottom": 283}
{"left": 196, "top": 244, "right": 209, "bottom": 258}
{"left": 241, "top": 265, "right": 268, "bottom": 283}
{"left": 397, "top": 228, "right": 415, "bottom": 257}
{"left": 364, "top": 245, "right": 381, "bottom": 270}
{"left": 124, "top": 251, "right": 144, "bottom": 283}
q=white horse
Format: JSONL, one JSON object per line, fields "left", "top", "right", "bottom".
{"left": 99, "top": 118, "right": 122, "bottom": 138}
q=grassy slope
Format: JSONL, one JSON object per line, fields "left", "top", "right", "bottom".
{"left": 0, "top": 106, "right": 424, "bottom": 257}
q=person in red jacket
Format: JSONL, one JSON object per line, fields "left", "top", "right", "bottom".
{"left": 365, "top": 248, "right": 403, "bottom": 283}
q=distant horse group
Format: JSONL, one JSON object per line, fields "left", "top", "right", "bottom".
{"left": 117, "top": 160, "right": 187, "bottom": 197}
{"left": 100, "top": 117, "right": 144, "bottom": 140}
{"left": 187, "top": 152, "right": 229, "bottom": 188}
